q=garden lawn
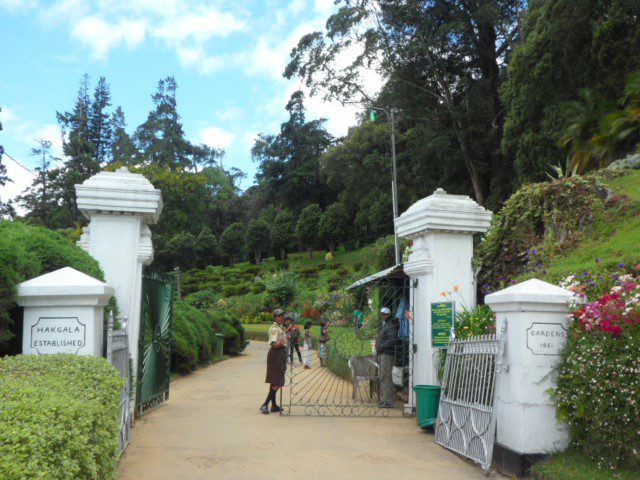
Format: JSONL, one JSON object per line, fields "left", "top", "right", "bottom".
{"left": 532, "top": 452, "right": 640, "bottom": 480}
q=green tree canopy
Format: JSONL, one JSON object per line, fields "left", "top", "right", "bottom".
{"left": 220, "top": 222, "right": 245, "bottom": 266}
{"left": 195, "top": 226, "right": 219, "bottom": 268}
{"left": 270, "top": 209, "right": 296, "bottom": 260}
{"left": 319, "top": 203, "right": 349, "bottom": 254}
{"left": 296, "top": 203, "right": 322, "bottom": 259}
{"left": 246, "top": 219, "right": 271, "bottom": 264}
{"left": 251, "top": 91, "right": 334, "bottom": 211}
{"left": 501, "top": 0, "right": 640, "bottom": 182}
{"left": 286, "top": 0, "right": 520, "bottom": 206}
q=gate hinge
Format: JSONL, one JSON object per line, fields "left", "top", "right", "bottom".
{"left": 412, "top": 279, "right": 418, "bottom": 288}
{"left": 412, "top": 344, "right": 418, "bottom": 353}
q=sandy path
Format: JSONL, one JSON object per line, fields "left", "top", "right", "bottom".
{"left": 117, "top": 341, "right": 502, "bottom": 480}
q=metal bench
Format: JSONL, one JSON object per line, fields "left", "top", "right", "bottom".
{"left": 348, "top": 355, "right": 380, "bottom": 401}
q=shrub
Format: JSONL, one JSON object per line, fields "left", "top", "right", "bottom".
{"left": 241, "top": 312, "right": 272, "bottom": 324}
{"left": 0, "top": 354, "right": 123, "bottom": 480}
{"left": 336, "top": 267, "right": 349, "bottom": 276}
{"left": 606, "top": 152, "right": 640, "bottom": 171}
{"left": 298, "top": 264, "right": 324, "bottom": 274}
{"left": 352, "top": 261, "right": 364, "bottom": 272}
{"left": 204, "top": 309, "right": 246, "bottom": 355}
{"left": 222, "top": 284, "right": 237, "bottom": 297}
{"left": 477, "top": 177, "right": 605, "bottom": 291}
{"left": 251, "top": 282, "right": 266, "bottom": 293}
{"left": 265, "top": 271, "right": 299, "bottom": 306}
{"left": 553, "top": 269, "right": 640, "bottom": 469}
{"left": 183, "top": 289, "right": 218, "bottom": 309}
{"left": 0, "top": 221, "right": 103, "bottom": 354}
{"left": 240, "top": 264, "right": 261, "bottom": 275}
{"left": 328, "top": 262, "right": 343, "bottom": 270}
{"left": 171, "top": 302, "right": 199, "bottom": 373}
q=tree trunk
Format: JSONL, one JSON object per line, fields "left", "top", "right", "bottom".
{"left": 280, "top": 247, "right": 286, "bottom": 260}
{"left": 454, "top": 124, "right": 486, "bottom": 206}
{"left": 254, "top": 251, "right": 261, "bottom": 265}
{"left": 306, "top": 246, "right": 312, "bottom": 259}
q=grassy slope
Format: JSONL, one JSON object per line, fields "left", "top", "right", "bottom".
{"left": 520, "top": 171, "right": 640, "bottom": 279}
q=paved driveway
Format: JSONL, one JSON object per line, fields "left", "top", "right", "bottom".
{"left": 118, "top": 342, "right": 502, "bottom": 480}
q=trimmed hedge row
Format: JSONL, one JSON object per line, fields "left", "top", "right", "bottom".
{"left": 172, "top": 301, "right": 247, "bottom": 373}
{"left": 0, "top": 354, "right": 123, "bottom": 480}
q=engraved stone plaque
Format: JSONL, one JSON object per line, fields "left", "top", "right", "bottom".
{"left": 526, "top": 322, "right": 568, "bottom": 356}
{"left": 30, "top": 317, "right": 86, "bottom": 354}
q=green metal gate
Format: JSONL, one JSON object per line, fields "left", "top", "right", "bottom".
{"left": 135, "top": 270, "right": 174, "bottom": 417}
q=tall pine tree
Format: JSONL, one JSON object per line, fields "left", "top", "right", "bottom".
{"left": 109, "top": 106, "right": 137, "bottom": 164}
{"left": 134, "top": 77, "right": 191, "bottom": 171}
{"left": 88, "top": 76, "right": 112, "bottom": 165}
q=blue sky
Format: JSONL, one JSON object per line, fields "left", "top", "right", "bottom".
{"left": 0, "top": 0, "right": 381, "bottom": 201}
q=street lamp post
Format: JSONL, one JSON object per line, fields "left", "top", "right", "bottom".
{"left": 371, "top": 106, "right": 401, "bottom": 266}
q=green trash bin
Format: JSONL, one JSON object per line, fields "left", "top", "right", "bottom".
{"left": 213, "top": 333, "right": 225, "bottom": 357}
{"left": 414, "top": 385, "right": 441, "bottom": 429}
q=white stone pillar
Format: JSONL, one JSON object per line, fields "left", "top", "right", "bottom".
{"left": 17, "top": 267, "right": 114, "bottom": 357}
{"left": 396, "top": 189, "right": 492, "bottom": 394}
{"left": 75, "top": 167, "right": 162, "bottom": 377}
{"left": 485, "top": 279, "right": 572, "bottom": 475}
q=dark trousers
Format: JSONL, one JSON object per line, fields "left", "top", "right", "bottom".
{"left": 290, "top": 342, "right": 302, "bottom": 362}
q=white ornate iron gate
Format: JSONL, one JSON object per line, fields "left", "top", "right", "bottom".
{"left": 106, "top": 314, "right": 131, "bottom": 455}
{"left": 435, "top": 326, "right": 506, "bottom": 473}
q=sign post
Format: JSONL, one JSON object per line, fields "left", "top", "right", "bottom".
{"left": 431, "top": 301, "right": 455, "bottom": 348}
{"left": 17, "top": 267, "right": 114, "bottom": 357}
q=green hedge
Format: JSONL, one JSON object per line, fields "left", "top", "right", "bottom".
{"left": 172, "top": 301, "right": 246, "bottom": 373}
{"left": 0, "top": 354, "right": 123, "bottom": 480}
{"left": 0, "top": 221, "right": 103, "bottom": 354}
{"left": 204, "top": 309, "right": 247, "bottom": 355}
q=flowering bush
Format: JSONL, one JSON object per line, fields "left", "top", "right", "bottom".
{"left": 554, "top": 268, "right": 640, "bottom": 469}
{"left": 455, "top": 305, "right": 496, "bottom": 338}
{"left": 240, "top": 312, "right": 272, "bottom": 324}
{"left": 570, "top": 274, "right": 640, "bottom": 335}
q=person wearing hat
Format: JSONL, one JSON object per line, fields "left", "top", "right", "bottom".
{"left": 375, "top": 306, "right": 399, "bottom": 408}
{"left": 260, "top": 308, "right": 287, "bottom": 414}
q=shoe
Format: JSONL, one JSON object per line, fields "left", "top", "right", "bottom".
{"left": 304, "top": 365, "right": 310, "bottom": 369}
{"left": 270, "top": 405, "right": 283, "bottom": 413}
{"left": 260, "top": 405, "right": 269, "bottom": 414}
{"left": 378, "top": 401, "right": 394, "bottom": 408}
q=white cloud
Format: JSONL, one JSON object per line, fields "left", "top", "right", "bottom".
{"left": 175, "top": 45, "right": 227, "bottom": 75}
{"left": 152, "top": 7, "right": 246, "bottom": 43}
{"left": 0, "top": 0, "right": 36, "bottom": 11}
{"left": 197, "top": 126, "right": 236, "bottom": 150}
{"left": 216, "top": 107, "right": 244, "bottom": 123}
{"left": 71, "top": 16, "right": 147, "bottom": 60}
{"left": 288, "top": 0, "right": 306, "bottom": 15}
{"left": 0, "top": 155, "right": 36, "bottom": 214}
{"left": 0, "top": 106, "right": 19, "bottom": 126}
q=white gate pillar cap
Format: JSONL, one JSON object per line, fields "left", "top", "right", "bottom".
{"left": 485, "top": 278, "right": 574, "bottom": 313}
{"left": 395, "top": 188, "right": 492, "bottom": 238}
{"left": 16, "top": 267, "right": 114, "bottom": 307}
{"left": 75, "top": 167, "right": 162, "bottom": 224}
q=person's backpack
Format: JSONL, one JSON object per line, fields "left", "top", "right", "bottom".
{"left": 291, "top": 325, "right": 301, "bottom": 341}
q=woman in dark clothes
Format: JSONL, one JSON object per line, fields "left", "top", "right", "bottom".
{"left": 260, "top": 308, "right": 287, "bottom": 414}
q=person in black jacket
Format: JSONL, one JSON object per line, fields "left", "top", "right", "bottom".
{"left": 375, "top": 307, "right": 399, "bottom": 408}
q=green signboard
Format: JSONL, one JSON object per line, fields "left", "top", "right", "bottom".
{"left": 431, "top": 302, "right": 455, "bottom": 348}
